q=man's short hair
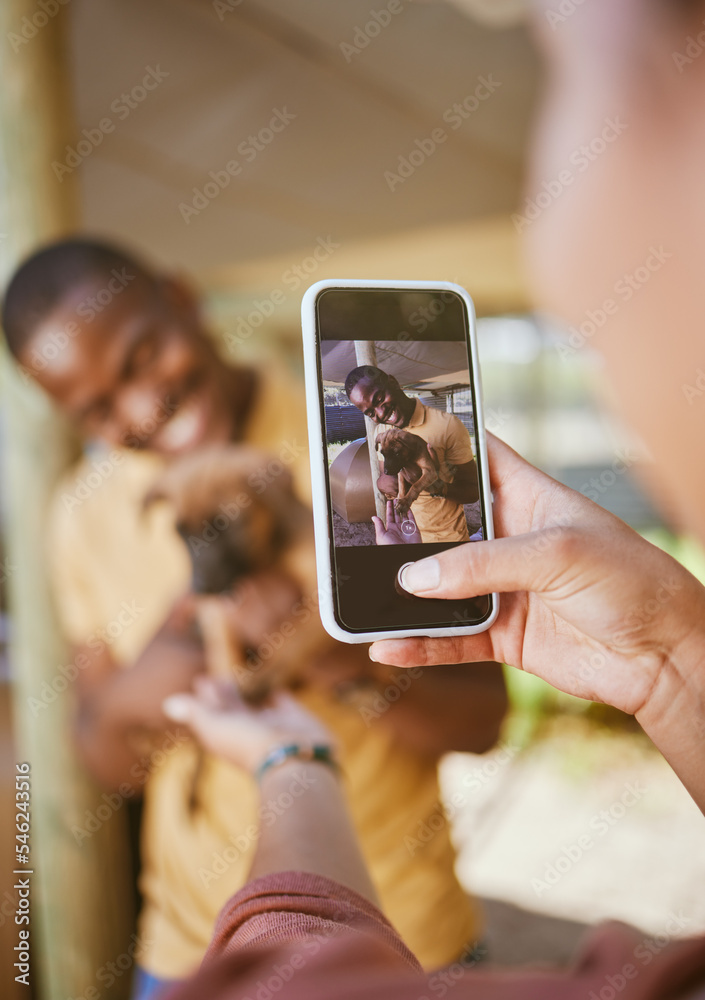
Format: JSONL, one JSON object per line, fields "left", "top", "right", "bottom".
{"left": 344, "top": 365, "right": 389, "bottom": 398}
{"left": 1, "top": 237, "right": 152, "bottom": 358}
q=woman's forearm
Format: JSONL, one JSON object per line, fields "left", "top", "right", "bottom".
{"left": 249, "top": 759, "right": 379, "bottom": 904}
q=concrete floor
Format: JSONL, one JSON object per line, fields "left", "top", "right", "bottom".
{"left": 441, "top": 723, "right": 705, "bottom": 967}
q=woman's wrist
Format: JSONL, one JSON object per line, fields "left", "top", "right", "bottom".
{"left": 255, "top": 744, "right": 339, "bottom": 783}
{"left": 635, "top": 627, "right": 705, "bottom": 810}
{"left": 256, "top": 755, "right": 343, "bottom": 804}
{"left": 637, "top": 625, "right": 703, "bottom": 731}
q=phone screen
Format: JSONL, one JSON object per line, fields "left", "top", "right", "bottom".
{"left": 314, "top": 286, "right": 492, "bottom": 633}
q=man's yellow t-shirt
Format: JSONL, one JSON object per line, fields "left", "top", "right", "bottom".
{"left": 376, "top": 398, "right": 475, "bottom": 543}
{"left": 48, "top": 367, "right": 481, "bottom": 975}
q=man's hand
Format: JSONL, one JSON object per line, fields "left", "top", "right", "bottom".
{"left": 376, "top": 473, "right": 399, "bottom": 499}
{"left": 164, "top": 678, "right": 334, "bottom": 774}
{"left": 165, "top": 677, "right": 378, "bottom": 902}
{"left": 372, "top": 434, "right": 705, "bottom": 720}
{"left": 372, "top": 501, "right": 422, "bottom": 545}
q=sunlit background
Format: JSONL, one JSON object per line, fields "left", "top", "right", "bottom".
{"left": 1, "top": 1, "right": 704, "bottom": 996}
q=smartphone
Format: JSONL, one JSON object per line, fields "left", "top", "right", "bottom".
{"left": 302, "top": 279, "right": 498, "bottom": 643}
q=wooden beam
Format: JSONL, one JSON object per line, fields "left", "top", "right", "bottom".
{"left": 0, "top": 4, "right": 133, "bottom": 998}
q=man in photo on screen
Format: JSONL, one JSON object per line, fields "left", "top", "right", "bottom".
{"left": 346, "top": 365, "right": 479, "bottom": 543}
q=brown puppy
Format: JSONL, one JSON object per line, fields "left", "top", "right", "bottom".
{"left": 144, "top": 444, "right": 326, "bottom": 702}
{"left": 375, "top": 428, "right": 451, "bottom": 517}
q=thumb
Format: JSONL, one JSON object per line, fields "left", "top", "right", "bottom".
{"left": 163, "top": 693, "right": 210, "bottom": 734}
{"left": 399, "top": 529, "right": 570, "bottom": 599}
{"left": 372, "top": 516, "right": 386, "bottom": 544}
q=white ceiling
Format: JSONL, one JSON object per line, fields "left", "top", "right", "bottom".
{"left": 321, "top": 338, "right": 469, "bottom": 387}
{"left": 68, "top": 0, "right": 540, "bottom": 290}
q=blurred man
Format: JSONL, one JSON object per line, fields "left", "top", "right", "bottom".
{"left": 1, "top": 239, "right": 507, "bottom": 995}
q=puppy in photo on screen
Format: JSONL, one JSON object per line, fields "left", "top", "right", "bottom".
{"left": 144, "top": 444, "right": 326, "bottom": 704}
{"left": 375, "top": 427, "right": 455, "bottom": 517}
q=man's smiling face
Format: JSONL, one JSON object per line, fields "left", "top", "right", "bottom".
{"left": 348, "top": 374, "right": 412, "bottom": 427}
{"left": 19, "top": 275, "right": 237, "bottom": 456}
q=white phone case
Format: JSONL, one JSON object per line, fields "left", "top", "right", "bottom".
{"left": 301, "top": 278, "right": 499, "bottom": 643}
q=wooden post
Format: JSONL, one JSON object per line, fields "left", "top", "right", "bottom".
{"left": 353, "top": 341, "right": 386, "bottom": 519}
{"left": 0, "top": 4, "right": 133, "bottom": 998}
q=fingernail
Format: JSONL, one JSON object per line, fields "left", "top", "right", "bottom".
{"left": 401, "top": 558, "right": 440, "bottom": 594}
{"left": 163, "top": 695, "right": 190, "bottom": 722}
{"left": 369, "top": 646, "right": 380, "bottom": 662}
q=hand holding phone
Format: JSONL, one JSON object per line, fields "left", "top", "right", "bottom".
{"left": 302, "top": 280, "right": 498, "bottom": 642}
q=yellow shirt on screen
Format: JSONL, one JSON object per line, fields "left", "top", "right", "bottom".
{"left": 47, "top": 366, "right": 481, "bottom": 974}
{"left": 376, "top": 398, "right": 475, "bottom": 543}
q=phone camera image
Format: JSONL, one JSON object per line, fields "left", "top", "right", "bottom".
{"left": 305, "top": 283, "right": 495, "bottom": 638}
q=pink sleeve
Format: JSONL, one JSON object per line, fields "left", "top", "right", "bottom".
{"left": 203, "top": 871, "right": 421, "bottom": 972}
{"left": 189, "top": 880, "right": 705, "bottom": 1000}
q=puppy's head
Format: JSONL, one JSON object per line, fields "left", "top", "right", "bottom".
{"left": 144, "top": 445, "right": 307, "bottom": 594}
{"left": 376, "top": 429, "right": 412, "bottom": 477}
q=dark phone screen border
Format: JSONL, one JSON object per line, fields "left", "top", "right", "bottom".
{"left": 314, "top": 287, "right": 493, "bottom": 634}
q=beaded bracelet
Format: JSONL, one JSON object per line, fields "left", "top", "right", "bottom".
{"left": 255, "top": 744, "right": 340, "bottom": 783}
